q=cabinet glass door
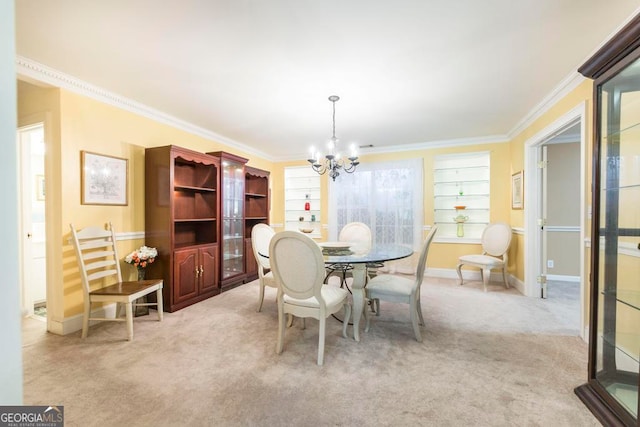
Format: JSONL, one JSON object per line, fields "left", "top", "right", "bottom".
{"left": 593, "top": 53, "right": 640, "bottom": 422}
{"left": 222, "top": 160, "right": 245, "bottom": 280}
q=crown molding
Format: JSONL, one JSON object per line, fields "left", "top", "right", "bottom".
{"left": 15, "top": 55, "right": 276, "bottom": 162}
{"left": 507, "top": 71, "right": 586, "bottom": 140}
{"left": 11, "top": 55, "right": 590, "bottom": 163}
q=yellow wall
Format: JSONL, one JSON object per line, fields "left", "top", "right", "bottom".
{"left": 269, "top": 142, "right": 512, "bottom": 271}
{"left": 18, "top": 76, "right": 597, "bottom": 334}
{"left": 17, "top": 81, "right": 275, "bottom": 328}
{"left": 508, "top": 79, "right": 594, "bottom": 323}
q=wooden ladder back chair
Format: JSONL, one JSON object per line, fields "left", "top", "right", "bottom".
{"left": 70, "top": 222, "right": 164, "bottom": 341}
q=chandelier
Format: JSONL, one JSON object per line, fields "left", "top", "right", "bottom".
{"left": 308, "top": 95, "right": 359, "bottom": 181}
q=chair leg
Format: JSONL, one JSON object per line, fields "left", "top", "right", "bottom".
{"left": 276, "top": 303, "right": 286, "bottom": 355}
{"left": 115, "top": 302, "right": 123, "bottom": 318}
{"left": 125, "top": 302, "right": 134, "bottom": 341}
{"left": 256, "top": 282, "right": 265, "bottom": 312}
{"left": 374, "top": 298, "right": 380, "bottom": 316}
{"left": 342, "top": 303, "right": 351, "bottom": 339}
{"left": 417, "top": 297, "right": 425, "bottom": 326}
{"left": 362, "top": 298, "right": 370, "bottom": 332}
{"left": 156, "top": 289, "right": 164, "bottom": 321}
{"left": 502, "top": 267, "right": 510, "bottom": 288}
{"left": 318, "top": 316, "right": 326, "bottom": 366}
{"left": 482, "top": 267, "right": 490, "bottom": 292}
{"left": 456, "top": 263, "right": 464, "bottom": 285}
{"left": 81, "top": 300, "right": 91, "bottom": 339}
{"left": 410, "top": 296, "right": 422, "bottom": 342}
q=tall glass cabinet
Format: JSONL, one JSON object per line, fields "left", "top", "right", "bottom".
{"left": 209, "top": 151, "right": 248, "bottom": 290}
{"left": 575, "top": 14, "right": 640, "bottom": 426}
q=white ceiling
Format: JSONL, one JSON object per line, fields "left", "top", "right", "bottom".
{"left": 14, "top": 1, "right": 640, "bottom": 161}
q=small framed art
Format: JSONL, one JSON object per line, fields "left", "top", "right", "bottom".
{"left": 81, "top": 151, "right": 128, "bottom": 205}
{"left": 511, "top": 170, "right": 523, "bottom": 210}
{"left": 35, "top": 174, "right": 45, "bottom": 201}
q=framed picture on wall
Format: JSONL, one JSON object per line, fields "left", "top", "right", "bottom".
{"left": 511, "top": 170, "right": 523, "bottom": 210}
{"left": 35, "top": 174, "right": 45, "bottom": 201}
{"left": 81, "top": 151, "right": 128, "bottom": 205}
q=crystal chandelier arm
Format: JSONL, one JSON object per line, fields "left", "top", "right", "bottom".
{"left": 308, "top": 94, "right": 360, "bottom": 181}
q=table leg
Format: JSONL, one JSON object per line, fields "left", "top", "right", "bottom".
{"left": 351, "top": 264, "right": 367, "bottom": 342}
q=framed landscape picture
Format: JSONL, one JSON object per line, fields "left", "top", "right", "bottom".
{"left": 511, "top": 170, "right": 523, "bottom": 210}
{"left": 81, "top": 151, "right": 128, "bottom": 205}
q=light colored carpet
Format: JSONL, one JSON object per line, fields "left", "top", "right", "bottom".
{"left": 22, "top": 276, "right": 597, "bottom": 426}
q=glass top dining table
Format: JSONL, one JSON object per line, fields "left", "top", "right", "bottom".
{"left": 323, "top": 244, "right": 413, "bottom": 341}
{"left": 263, "top": 242, "right": 414, "bottom": 341}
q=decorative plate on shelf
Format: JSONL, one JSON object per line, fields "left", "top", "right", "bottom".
{"left": 454, "top": 205, "right": 466, "bottom": 210}
{"left": 299, "top": 228, "right": 314, "bottom": 233}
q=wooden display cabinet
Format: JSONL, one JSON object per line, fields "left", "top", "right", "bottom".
{"left": 208, "top": 151, "right": 248, "bottom": 290}
{"left": 574, "top": 14, "right": 640, "bottom": 426}
{"left": 145, "top": 145, "right": 220, "bottom": 312}
{"left": 244, "top": 166, "right": 270, "bottom": 281}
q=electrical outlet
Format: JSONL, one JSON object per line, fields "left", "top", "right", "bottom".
{"left": 547, "top": 260, "right": 554, "bottom": 269}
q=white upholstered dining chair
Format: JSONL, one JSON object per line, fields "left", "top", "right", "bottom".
{"left": 251, "top": 223, "right": 277, "bottom": 312}
{"left": 364, "top": 226, "right": 437, "bottom": 342}
{"left": 269, "top": 231, "right": 351, "bottom": 365}
{"left": 326, "top": 222, "right": 378, "bottom": 285}
{"left": 70, "top": 222, "right": 163, "bottom": 341}
{"left": 456, "top": 222, "right": 512, "bottom": 292}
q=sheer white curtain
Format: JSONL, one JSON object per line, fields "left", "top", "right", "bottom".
{"left": 328, "top": 158, "right": 423, "bottom": 250}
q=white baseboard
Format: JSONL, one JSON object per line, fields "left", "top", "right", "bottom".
{"left": 425, "top": 268, "right": 524, "bottom": 294}
{"left": 52, "top": 304, "right": 118, "bottom": 336}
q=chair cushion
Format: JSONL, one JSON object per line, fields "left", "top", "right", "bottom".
{"left": 284, "top": 286, "right": 349, "bottom": 308}
{"left": 366, "top": 274, "right": 414, "bottom": 297}
{"left": 458, "top": 254, "right": 504, "bottom": 268}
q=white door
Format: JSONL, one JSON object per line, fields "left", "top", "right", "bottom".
{"left": 18, "top": 124, "right": 46, "bottom": 317}
{"left": 540, "top": 145, "right": 549, "bottom": 298}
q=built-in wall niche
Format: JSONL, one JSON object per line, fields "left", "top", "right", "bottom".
{"left": 284, "top": 166, "right": 321, "bottom": 237}
{"left": 433, "top": 152, "right": 490, "bottom": 240}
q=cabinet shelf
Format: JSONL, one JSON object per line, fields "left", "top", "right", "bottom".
{"left": 245, "top": 192, "right": 267, "bottom": 198}
{"left": 434, "top": 194, "right": 490, "bottom": 198}
{"left": 175, "top": 185, "right": 216, "bottom": 193}
{"left": 174, "top": 217, "right": 217, "bottom": 222}
{"left": 602, "top": 183, "right": 640, "bottom": 190}
{"left": 603, "top": 290, "right": 640, "bottom": 311}
{"left": 434, "top": 179, "right": 490, "bottom": 185}
{"left": 603, "top": 121, "right": 640, "bottom": 140}
{"left": 601, "top": 332, "right": 640, "bottom": 364}
{"left": 434, "top": 165, "right": 488, "bottom": 172}
{"left": 436, "top": 220, "right": 488, "bottom": 225}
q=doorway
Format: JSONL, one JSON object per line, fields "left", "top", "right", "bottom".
{"left": 523, "top": 102, "right": 587, "bottom": 338}
{"left": 18, "top": 123, "right": 47, "bottom": 321}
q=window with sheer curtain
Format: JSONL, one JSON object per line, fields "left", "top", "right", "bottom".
{"left": 328, "top": 158, "right": 423, "bottom": 250}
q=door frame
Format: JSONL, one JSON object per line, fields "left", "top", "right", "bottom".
{"left": 17, "top": 123, "right": 45, "bottom": 317}
{"left": 17, "top": 112, "right": 56, "bottom": 332}
{"left": 523, "top": 101, "right": 587, "bottom": 338}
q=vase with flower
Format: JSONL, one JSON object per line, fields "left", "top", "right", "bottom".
{"left": 124, "top": 245, "right": 158, "bottom": 280}
{"left": 124, "top": 246, "right": 158, "bottom": 316}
